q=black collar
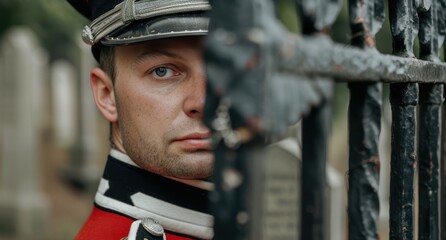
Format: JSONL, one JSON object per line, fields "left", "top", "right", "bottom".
{"left": 101, "top": 154, "right": 211, "bottom": 215}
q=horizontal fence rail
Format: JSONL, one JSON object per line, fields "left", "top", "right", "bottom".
{"left": 280, "top": 36, "right": 446, "bottom": 83}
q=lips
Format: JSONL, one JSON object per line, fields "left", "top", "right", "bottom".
{"left": 173, "top": 132, "right": 212, "bottom": 150}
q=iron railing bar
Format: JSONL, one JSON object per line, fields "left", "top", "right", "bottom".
{"left": 417, "top": 0, "right": 444, "bottom": 238}
{"left": 298, "top": 0, "right": 340, "bottom": 239}
{"left": 441, "top": 88, "right": 446, "bottom": 240}
{"left": 204, "top": 0, "right": 277, "bottom": 239}
{"left": 347, "top": 0, "right": 384, "bottom": 238}
{"left": 347, "top": 82, "right": 382, "bottom": 240}
{"left": 280, "top": 35, "right": 446, "bottom": 83}
{"left": 418, "top": 83, "right": 443, "bottom": 240}
{"left": 388, "top": 1, "right": 418, "bottom": 239}
{"left": 301, "top": 100, "right": 331, "bottom": 240}
{"left": 388, "top": 83, "right": 418, "bottom": 240}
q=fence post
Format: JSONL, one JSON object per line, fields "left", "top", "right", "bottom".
{"left": 442, "top": 84, "right": 446, "bottom": 240}
{"left": 0, "top": 27, "right": 48, "bottom": 239}
{"left": 300, "top": 102, "right": 331, "bottom": 240}
{"left": 297, "top": 0, "right": 341, "bottom": 239}
{"left": 388, "top": 2, "right": 419, "bottom": 239}
{"left": 347, "top": 0, "right": 384, "bottom": 239}
{"left": 417, "top": 0, "right": 445, "bottom": 239}
{"left": 204, "top": 0, "right": 273, "bottom": 238}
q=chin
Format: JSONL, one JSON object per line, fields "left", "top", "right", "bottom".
{"left": 177, "top": 168, "right": 213, "bottom": 180}
{"left": 174, "top": 163, "right": 213, "bottom": 180}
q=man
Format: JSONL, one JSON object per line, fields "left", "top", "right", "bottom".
{"left": 67, "top": 0, "right": 214, "bottom": 239}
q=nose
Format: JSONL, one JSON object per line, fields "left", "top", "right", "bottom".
{"left": 184, "top": 65, "right": 206, "bottom": 119}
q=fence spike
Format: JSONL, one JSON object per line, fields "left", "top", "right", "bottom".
{"left": 298, "top": 0, "right": 343, "bottom": 34}
{"left": 389, "top": 0, "right": 419, "bottom": 57}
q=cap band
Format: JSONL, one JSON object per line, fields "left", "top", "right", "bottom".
{"left": 82, "top": 0, "right": 211, "bottom": 45}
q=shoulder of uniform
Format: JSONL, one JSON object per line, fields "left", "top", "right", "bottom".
{"left": 122, "top": 218, "right": 166, "bottom": 240}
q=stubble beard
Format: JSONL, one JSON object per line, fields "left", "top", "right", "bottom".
{"left": 121, "top": 126, "right": 213, "bottom": 179}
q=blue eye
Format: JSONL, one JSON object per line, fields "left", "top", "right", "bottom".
{"left": 154, "top": 67, "right": 168, "bottom": 77}
{"left": 152, "top": 66, "right": 175, "bottom": 78}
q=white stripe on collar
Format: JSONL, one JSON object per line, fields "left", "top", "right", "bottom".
{"left": 110, "top": 149, "right": 140, "bottom": 168}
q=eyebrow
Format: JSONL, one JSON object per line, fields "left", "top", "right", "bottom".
{"left": 134, "top": 48, "right": 185, "bottom": 65}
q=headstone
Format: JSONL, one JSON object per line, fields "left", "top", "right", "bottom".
{"left": 325, "top": 163, "right": 344, "bottom": 240}
{"left": 263, "top": 123, "right": 345, "bottom": 240}
{"left": 0, "top": 27, "right": 48, "bottom": 239}
{"left": 378, "top": 99, "right": 391, "bottom": 238}
{"left": 264, "top": 137, "right": 300, "bottom": 240}
{"left": 78, "top": 38, "right": 101, "bottom": 181}
{"left": 63, "top": 37, "right": 101, "bottom": 192}
{"left": 51, "top": 60, "right": 77, "bottom": 148}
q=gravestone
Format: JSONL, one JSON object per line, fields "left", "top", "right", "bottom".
{"left": 263, "top": 123, "right": 344, "bottom": 240}
{"left": 378, "top": 99, "right": 391, "bottom": 238}
{"left": 0, "top": 27, "right": 48, "bottom": 239}
{"left": 264, "top": 137, "right": 300, "bottom": 240}
{"left": 51, "top": 60, "right": 77, "bottom": 148}
{"left": 63, "top": 37, "right": 101, "bottom": 192}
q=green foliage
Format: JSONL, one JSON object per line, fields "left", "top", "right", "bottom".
{"left": 0, "top": 0, "right": 87, "bottom": 60}
{"left": 276, "top": 0, "right": 300, "bottom": 33}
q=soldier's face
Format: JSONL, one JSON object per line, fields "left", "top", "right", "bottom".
{"left": 112, "top": 36, "right": 213, "bottom": 179}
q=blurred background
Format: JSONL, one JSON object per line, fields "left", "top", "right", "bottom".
{"left": 0, "top": 0, "right": 442, "bottom": 239}
{"left": 0, "top": 1, "right": 109, "bottom": 239}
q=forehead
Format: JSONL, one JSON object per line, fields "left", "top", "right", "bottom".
{"left": 114, "top": 36, "right": 205, "bottom": 60}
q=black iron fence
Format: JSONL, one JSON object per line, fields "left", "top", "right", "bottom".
{"left": 204, "top": 0, "right": 446, "bottom": 239}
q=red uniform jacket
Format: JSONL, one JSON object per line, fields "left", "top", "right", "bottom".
{"left": 75, "top": 149, "right": 214, "bottom": 240}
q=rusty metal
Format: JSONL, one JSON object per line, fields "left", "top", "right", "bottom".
{"left": 204, "top": 0, "right": 285, "bottom": 239}
{"left": 389, "top": 83, "right": 418, "bottom": 240}
{"left": 418, "top": 84, "right": 443, "bottom": 240}
{"left": 204, "top": 0, "right": 446, "bottom": 239}
{"left": 203, "top": 0, "right": 335, "bottom": 140}
{"left": 347, "top": 80, "right": 381, "bottom": 240}
{"left": 347, "top": 0, "right": 384, "bottom": 239}
{"left": 279, "top": 35, "right": 446, "bottom": 83}
{"left": 301, "top": 100, "right": 331, "bottom": 240}
{"left": 439, "top": 13, "right": 446, "bottom": 240}
{"left": 418, "top": 0, "right": 446, "bottom": 63}
{"left": 388, "top": 1, "right": 419, "bottom": 239}
{"left": 440, "top": 6, "right": 446, "bottom": 238}
{"left": 210, "top": 140, "right": 264, "bottom": 240}
{"left": 347, "top": 83, "right": 382, "bottom": 240}
{"left": 297, "top": 1, "right": 340, "bottom": 239}
{"left": 389, "top": 0, "right": 419, "bottom": 58}
{"left": 349, "top": 0, "right": 384, "bottom": 49}
{"left": 298, "top": 0, "right": 342, "bottom": 34}
{"left": 442, "top": 87, "right": 446, "bottom": 240}
{"left": 417, "top": 1, "right": 445, "bottom": 239}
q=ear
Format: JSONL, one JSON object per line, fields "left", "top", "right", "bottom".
{"left": 90, "top": 67, "right": 118, "bottom": 122}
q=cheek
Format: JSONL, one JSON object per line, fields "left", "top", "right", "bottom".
{"left": 116, "top": 78, "right": 185, "bottom": 134}
{"left": 131, "top": 93, "right": 180, "bottom": 129}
